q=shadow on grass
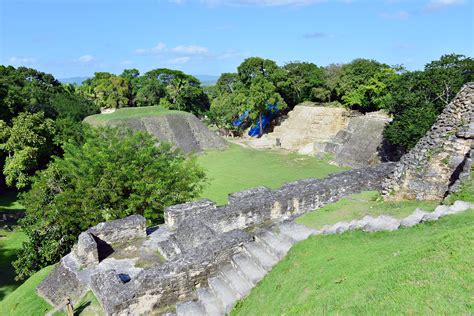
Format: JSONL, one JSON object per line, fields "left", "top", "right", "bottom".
{"left": 0, "top": 231, "right": 22, "bottom": 301}
{"left": 0, "top": 190, "right": 25, "bottom": 213}
{"left": 74, "top": 301, "right": 91, "bottom": 314}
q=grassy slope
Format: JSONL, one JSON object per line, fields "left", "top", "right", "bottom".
{"left": 233, "top": 210, "right": 474, "bottom": 315}
{"left": 0, "top": 265, "right": 54, "bottom": 316}
{"left": 0, "top": 191, "right": 24, "bottom": 213}
{"left": 0, "top": 229, "right": 27, "bottom": 300}
{"left": 296, "top": 191, "right": 439, "bottom": 229}
{"left": 83, "top": 106, "right": 184, "bottom": 124}
{"left": 196, "top": 144, "right": 348, "bottom": 205}
{"left": 0, "top": 145, "right": 345, "bottom": 313}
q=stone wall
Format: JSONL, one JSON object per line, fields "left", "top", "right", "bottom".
{"left": 37, "top": 163, "right": 395, "bottom": 315}
{"left": 85, "top": 112, "right": 227, "bottom": 153}
{"left": 383, "top": 83, "right": 474, "bottom": 200}
{"left": 245, "top": 105, "right": 391, "bottom": 167}
{"left": 324, "top": 111, "right": 391, "bottom": 168}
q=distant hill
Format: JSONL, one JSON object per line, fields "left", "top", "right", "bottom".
{"left": 58, "top": 76, "right": 89, "bottom": 85}
{"left": 194, "top": 74, "right": 219, "bottom": 86}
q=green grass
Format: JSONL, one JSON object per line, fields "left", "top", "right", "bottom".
{"left": 0, "top": 229, "right": 27, "bottom": 300}
{"left": 0, "top": 265, "right": 54, "bottom": 316}
{"left": 83, "top": 105, "right": 185, "bottom": 124}
{"left": 0, "top": 191, "right": 24, "bottom": 213}
{"left": 196, "top": 144, "right": 348, "bottom": 204}
{"left": 296, "top": 191, "right": 439, "bottom": 230}
{"left": 445, "top": 171, "right": 474, "bottom": 204}
{"left": 233, "top": 210, "right": 474, "bottom": 315}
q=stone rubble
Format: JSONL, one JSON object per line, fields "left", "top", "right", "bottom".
{"left": 37, "top": 163, "right": 394, "bottom": 315}
{"left": 383, "top": 82, "right": 474, "bottom": 200}
{"left": 174, "top": 201, "right": 473, "bottom": 316}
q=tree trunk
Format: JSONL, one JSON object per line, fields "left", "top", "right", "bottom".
{"left": 259, "top": 112, "right": 263, "bottom": 137}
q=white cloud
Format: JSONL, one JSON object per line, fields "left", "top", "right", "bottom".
{"left": 120, "top": 60, "right": 135, "bottom": 66}
{"left": 134, "top": 42, "right": 167, "bottom": 55}
{"left": 201, "top": 0, "right": 327, "bottom": 6}
{"left": 424, "top": 0, "right": 464, "bottom": 11}
{"left": 167, "top": 56, "right": 191, "bottom": 64}
{"left": 172, "top": 45, "right": 209, "bottom": 55}
{"left": 8, "top": 56, "right": 36, "bottom": 64}
{"left": 380, "top": 10, "right": 411, "bottom": 19}
{"left": 77, "top": 54, "right": 95, "bottom": 62}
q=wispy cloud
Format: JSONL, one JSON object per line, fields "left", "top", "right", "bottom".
{"left": 424, "top": 0, "right": 464, "bottom": 11}
{"left": 189, "top": 0, "right": 329, "bottom": 7}
{"left": 76, "top": 54, "right": 96, "bottom": 63}
{"left": 167, "top": 56, "right": 191, "bottom": 64}
{"left": 303, "top": 32, "right": 330, "bottom": 39}
{"left": 8, "top": 56, "right": 37, "bottom": 65}
{"left": 380, "top": 10, "right": 411, "bottom": 19}
{"left": 172, "top": 45, "right": 209, "bottom": 55}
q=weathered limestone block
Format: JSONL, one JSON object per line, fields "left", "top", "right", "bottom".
{"left": 88, "top": 214, "right": 146, "bottom": 245}
{"left": 383, "top": 83, "right": 474, "bottom": 200}
{"left": 165, "top": 199, "right": 216, "bottom": 230}
{"left": 75, "top": 232, "right": 99, "bottom": 266}
{"left": 327, "top": 111, "right": 392, "bottom": 168}
{"left": 36, "top": 261, "right": 86, "bottom": 307}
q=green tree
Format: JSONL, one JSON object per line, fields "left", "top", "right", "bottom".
{"left": 279, "top": 62, "right": 326, "bottom": 106}
{"left": 336, "top": 59, "right": 395, "bottom": 111}
{"left": 247, "top": 76, "right": 287, "bottom": 137}
{"left": 14, "top": 127, "right": 206, "bottom": 280}
{"left": 0, "top": 112, "right": 56, "bottom": 189}
{"left": 383, "top": 54, "right": 473, "bottom": 155}
{"left": 237, "top": 57, "right": 283, "bottom": 87}
{"left": 80, "top": 72, "right": 129, "bottom": 109}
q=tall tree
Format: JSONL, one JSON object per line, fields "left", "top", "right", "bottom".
{"left": 14, "top": 127, "right": 206, "bottom": 280}
{"left": 247, "top": 76, "right": 287, "bottom": 137}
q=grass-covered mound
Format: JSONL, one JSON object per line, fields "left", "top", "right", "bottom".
{"left": 83, "top": 106, "right": 227, "bottom": 153}
{"left": 0, "top": 265, "right": 54, "bottom": 316}
{"left": 83, "top": 106, "right": 183, "bottom": 124}
{"left": 196, "top": 144, "right": 348, "bottom": 204}
{"left": 233, "top": 209, "right": 474, "bottom": 315}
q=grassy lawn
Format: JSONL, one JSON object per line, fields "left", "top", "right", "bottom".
{"left": 0, "top": 191, "right": 24, "bottom": 213}
{"left": 233, "top": 210, "right": 474, "bottom": 315}
{"left": 0, "top": 265, "right": 54, "bottom": 316}
{"left": 83, "top": 106, "right": 184, "bottom": 124}
{"left": 196, "top": 144, "right": 348, "bottom": 205}
{"left": 296, "top": 191, "right": 439, "bottom": 230}
{"left": 0, "top": 229, "right": 27, "bottom": 300}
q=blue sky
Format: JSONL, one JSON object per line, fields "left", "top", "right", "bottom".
{"left": 0, "top": 0, "right": 472, "bottom": 78}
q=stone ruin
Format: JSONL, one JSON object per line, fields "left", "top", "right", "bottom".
{"left": 247, "top": 104, "right": 391, "bottom": 168}
{"left": 383, "top": 83, "right": 474, "bottom": 200}
{"left": 37, "top": 163, "right": 394, "bottom": 315}
{"left": 37, "top": 83, "right": 473, "bottom": 315}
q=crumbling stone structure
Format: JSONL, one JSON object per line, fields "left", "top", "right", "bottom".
{"left": 383, "top": 83, "right": 474, "bottom": 200}
{"left": 37, "top": 163, "right": 394, "bottom": 315}
{"left": 247, "top": 105, "right": 391, "bottom": 167}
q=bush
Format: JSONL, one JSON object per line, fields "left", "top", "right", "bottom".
{"left": 13, "top": 127, "right": 206, "bottom": 280}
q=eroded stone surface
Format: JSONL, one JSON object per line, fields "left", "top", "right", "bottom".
{"left": 37, "top": 163, "right": 394, "bottom": 314}
{"left": 383, "top": 83, "right": 474, "bottom": 200}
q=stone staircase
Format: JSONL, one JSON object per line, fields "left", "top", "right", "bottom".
{"left": 248, "top": 106, "right": 349, "bottom": 153}
{"left": 174, "top": 222, "right": 315, "bottom": 316}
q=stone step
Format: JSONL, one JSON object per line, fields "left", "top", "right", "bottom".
{"left": 176, "top": 301, "right": 206, "bottom": 316}
{"left": 277, "top": 222, "right": 315, "bottom": 242}
{"left": 243, "top": 241, "right": 279, "bottom": 271}
{"left": 231, "top": 253, "right": 266, "bottom": 285}
{"left": 208, "top": 276, "right": 239, "bottom": 314}
{"left": 220, "top": 264, "right": 253, "bottom": 298}
{"left": 255, "top": 231, "right": 294, "bottom": 259}
{"left": 196, "top": 288, "right": 224, "bottom": 316}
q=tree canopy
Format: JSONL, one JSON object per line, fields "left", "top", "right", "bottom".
{"left": 13, "top": 127, "right": 206, "bottom": 280}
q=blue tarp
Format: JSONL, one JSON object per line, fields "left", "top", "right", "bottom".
{"left": 232, "top": 103, "right": 279, "bottom": 137}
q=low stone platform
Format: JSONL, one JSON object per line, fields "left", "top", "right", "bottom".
{"left": 37, "top": 163, "right": 395, "bottom": 315}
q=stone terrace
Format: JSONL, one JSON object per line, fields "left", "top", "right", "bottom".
{"left": 37, "top": 163, "right": 394, "bottom": 315}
